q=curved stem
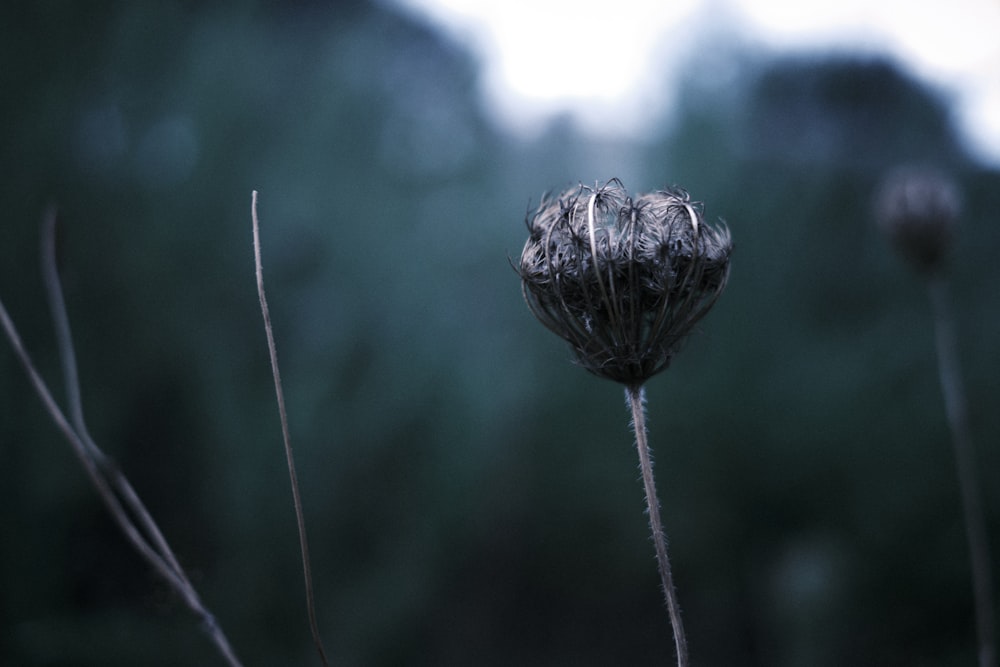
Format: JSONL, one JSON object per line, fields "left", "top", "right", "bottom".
{"left": 627, "top": 384, "right": 688, "bottom": 667}
{"left": 928, "top": 277, "right": 995, "bottom": 667}
{"left": 2, "top": 208, "right": 245, "bottom": 666}
{"left": 587, "top": 192, "right": 618, "bottom": 333}
{"left": 252, "top": 191, "right": 330, "bottom": 667}
{"left": 40, "top": 206, "right": 194, "bottom": 592}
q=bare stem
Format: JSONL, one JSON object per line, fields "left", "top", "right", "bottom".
{"left": 928, "top": 277, "right": 996, "bottom": 667}
{"left": 40, "top": 205, "right": 194, "bottom": 592}
{"left": 627, "top": 384, "right": 688, "bottom": 667}
{"left": 252, "top": 191, "right": 330, "bottom": 667}
{"left": 0, "top": 208, "right": 243, "bottom": 667}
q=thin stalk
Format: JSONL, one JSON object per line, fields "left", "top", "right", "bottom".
{"left": 627, "top": 383, "right": 688, "bottom": 667}
{"left": 1, "top": 241, "right": 242, "bottom": 666}
{"left": 252, "top": 191, "right": 330, "bottom": 667}
{"left": 928, "top": 276, "right": 996, "bottom": 667}
{"left": 40, "top": 206, "right": 194, "bottom": 592}
{"left": 0, "top": 298, "right": 180, "bottom": 589}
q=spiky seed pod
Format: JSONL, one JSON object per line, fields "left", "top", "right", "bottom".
{"left": 876, "top": 166, "right": 961, "bottom": 275}
{"left": 518, "top": 179, "right": 732, "bottom": 385}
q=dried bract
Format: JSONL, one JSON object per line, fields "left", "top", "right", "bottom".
{"left": 876, "top": 166, "right": 960, "bottom": 275}
{"left": 519, "top": 179, "right": 732, "bottom": 385}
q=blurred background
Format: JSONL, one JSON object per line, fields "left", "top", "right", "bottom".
{"left": 1, "top": 1, "right": 998, "bottom": 665}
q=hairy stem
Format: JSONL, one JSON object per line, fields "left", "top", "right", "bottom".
{"left": 252, "top": 191, "right": 330, "bottom": 667}
{"left": 627, "top": 384, "right": 688, "bottom": 667}
{"left": 928, "top": 277, "right": 995, "bottom": 667}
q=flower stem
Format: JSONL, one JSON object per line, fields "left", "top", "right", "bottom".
{"left": 627, "top": 384, "right": 688, "bottom": 667}
{"left": 928, "top": 277, "right": 996, "bottom": 667}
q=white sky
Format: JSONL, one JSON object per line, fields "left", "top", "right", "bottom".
{"left": 390, "top": 0, "right": 1000, "bottom": 167}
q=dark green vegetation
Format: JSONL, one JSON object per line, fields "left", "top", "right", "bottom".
{"left": 2, "top": 2, "right": 998, "bottom": 665}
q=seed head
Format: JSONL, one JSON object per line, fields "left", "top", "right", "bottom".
{"left": 518, "top": 179, "right": 732, "bottom": 385}
{"left": 875, "top": 166, "right": 960, "bottom": 275}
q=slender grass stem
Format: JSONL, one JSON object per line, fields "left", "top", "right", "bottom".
{"left": 1, "top": 210, "right": 243, "bottom": 667}
{"left": 40, "top": 206, "right": 195, "bottom": 595}
{"left": 928, "top": 276, "right": 996, "bottom": 667}
{"left": 252, "top": 191, "right": 330, "bottom": 667}
{"left": 627, "top": 384, "right": 688, "bottom": 667}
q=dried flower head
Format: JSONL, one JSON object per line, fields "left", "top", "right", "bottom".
{"left": 875, "top": 166, "right": 960, "bottom": 275}
{"left": 518, "top": 179, "right": 732, "bottom": 385}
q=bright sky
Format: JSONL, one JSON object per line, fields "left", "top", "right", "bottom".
{"left": 390, "top": 0, "right": 1000, "bottom": 167}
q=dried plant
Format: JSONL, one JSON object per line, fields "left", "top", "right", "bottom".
{"left": 517, "top": 179, "right": 732, "bottom": 666}
{"left": 876, "top": 167, "right": 996, "bottom": 667}
{"left": 0, "top": 207, "right": 243, "bottom": 666}
{"left": 0, "top": 197, "right": 333, "bottom": 666}
{"left": 519, "top": 179, "right": 731, "bottom": 385}
{"left": 252, "top": 191, "right": 329, "bottom": 666}
{"left": 876, "top": 166, "right": 960, "bottom": 275}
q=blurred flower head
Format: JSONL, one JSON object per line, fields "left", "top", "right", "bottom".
{"left": 518, "top": 179, "right": 732, "bottom": 385}
{"left": 875, "top": 166, "right": 960, "bottom": 275}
